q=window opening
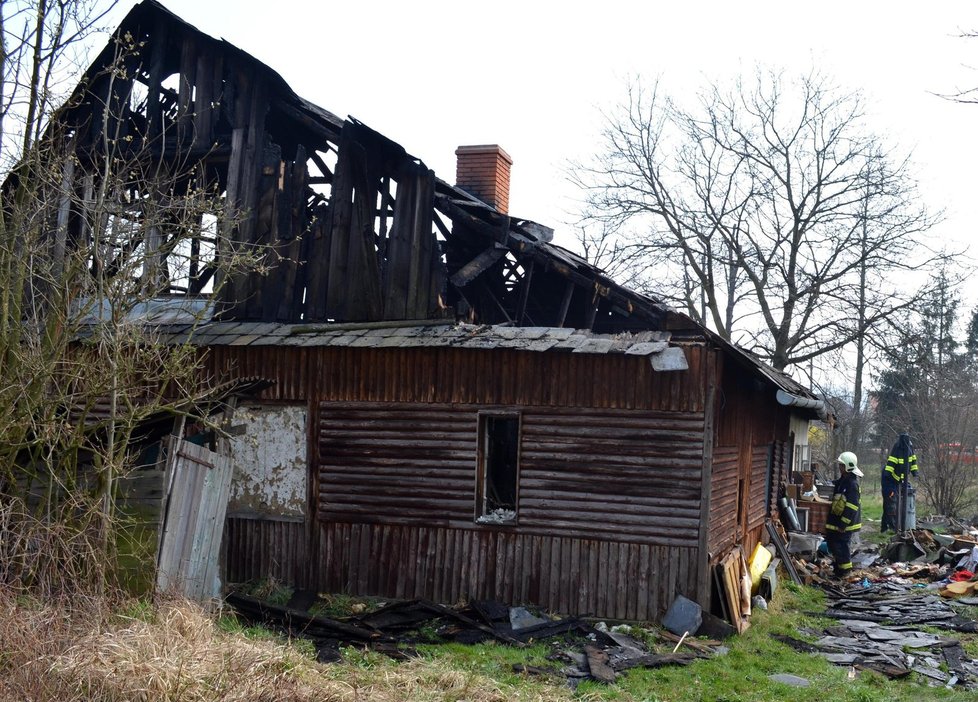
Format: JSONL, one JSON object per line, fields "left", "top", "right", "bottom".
{"left": 476, "top": 414, "right": 520, "bottom": 524}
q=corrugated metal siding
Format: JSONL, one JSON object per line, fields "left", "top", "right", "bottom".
{"left": 204, "top": 345, "right": 706, "bottom": 410}
{"left": 708, "top": 446, "right": 739, "bottom": 556}
{"left": 205, "top": 346, "right": 309, "bottom": 402}
{"left": 224, "top": 517, "right": 308, "bottom": 587}
{"left": 317, "top": 522, "right": 698, "bottom": 620}
{"left": 318, "top": 403, "right": 704, "bottom": 546}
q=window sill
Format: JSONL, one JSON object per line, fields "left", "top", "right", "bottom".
{"left": 475, "top": 508, "right": 517, "bottom": 526}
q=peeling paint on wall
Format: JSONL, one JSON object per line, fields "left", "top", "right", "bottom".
{"left": 228, "top": 405, "right": 307, "bottom": 518}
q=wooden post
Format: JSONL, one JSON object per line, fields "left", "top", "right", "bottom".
{"left": 556, "top": 280, "right": 574, "bottom": 327}
{"left": 515, "top": 258, "right": 535, "bottom": 325}
{"left": 695, "top": 348, "right": 719, "bottom": 608}
{"left": 583, "top": 287, "right": 599, "bottom": 330}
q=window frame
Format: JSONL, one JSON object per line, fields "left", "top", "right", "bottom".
{"left": 474, "top": 410, "right": 521, "bottom": 525}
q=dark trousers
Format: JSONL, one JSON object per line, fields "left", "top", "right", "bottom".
{"left": 826, "top": 531, "right": 853, "bottom": 576}
{"left": 881, "top": 482, "right": 898, "bottom": 532}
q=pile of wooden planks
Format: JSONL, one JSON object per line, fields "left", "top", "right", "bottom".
{"left": 715, "top": 546, "right": 752, "bottom": 633}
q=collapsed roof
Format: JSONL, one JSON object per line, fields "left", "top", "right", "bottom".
{"left": 46, "top": 0, "right": 685, "bottom": 334}
{"left": 31, "top": 0, "right": 823, "bottom": 417}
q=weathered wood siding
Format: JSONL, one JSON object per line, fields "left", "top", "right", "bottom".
{"left": 225, "top": 516, "right": 307, "bottom": 587}
{"left": 318, "top": 403, "right": 704, "bottom": 546}
{"left": 747, "top": 444, "right": 771, "bottom": 531}
{"left": 204, "top": 344, "right": 706, "bottom": 411}
{"left": 708, "top": 353, "right": 793, "bottom": 562}
{"left": 217, "top": 343, "right": 709, "bottom": 619}
{"left": 708, "top": 446, "right": 740, "bottom": 556}
{"left": 315, "top": 523, "right": 696, "bottom": 621}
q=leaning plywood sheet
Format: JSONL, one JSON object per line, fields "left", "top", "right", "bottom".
{"left": 157, "top": 437, "right": 233, "bottom": 601}
{"left": 717, "top": 548, "right": 751, "bottom": 634}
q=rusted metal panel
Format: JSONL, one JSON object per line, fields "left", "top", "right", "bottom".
{"left": 306, "top": 345, "right": 705, "bottom": 411}
{"left": 318, "top": 402, "right": 704, "bottom": 546}
{"left": 205, "top": 346, "right": 308, "bottom": 402}
{"left": 225, "top": 516, "right": 308, "bottom": 587}
{"left": 317, "top": 521, "right": 697, "bottom": 620}
{"left": 228, "top": 405, "right": 307, "bottom": 519}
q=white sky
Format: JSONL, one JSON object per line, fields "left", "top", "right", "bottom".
{"left": 111, "top": 0, "right": 978, "bottom": 298}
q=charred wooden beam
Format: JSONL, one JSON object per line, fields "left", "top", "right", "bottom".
{"left": 475, "top": 277, "right": 513, "bottom": 323}
{"left": 144, "top": 19, "right": 168, "bottom": 143}
{"left": 432, "top": 210, "right": 452, "bottom": 240}
{"left": 189, "top": 263, "right": 217, "bottom": 295}
{"left": 515, "top": 258, "right": 535, "bottom": 325}
{"left": 308, "top": 150, "right": 334, "bottom": 183}
{"left": 435, "top": 194, "right": 508, "bottom": 245}
{"left": 584, "top": 289, "right": 599, "bottom": 331}
{"left": 274, "top": 100, "right": 342, "bottom": 149}
{"left": 556, "top": 280, "right": 574, "bottom": 328}
{"left": 449, "top": 245, "right": 507, "bottom": 287}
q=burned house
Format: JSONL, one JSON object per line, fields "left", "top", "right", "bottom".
{"left": 27, "top": 0, "right": 825, "bottom": 620}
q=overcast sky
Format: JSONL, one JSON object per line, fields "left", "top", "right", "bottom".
{"left": 113, "top": 0, "right": 978, "bottom": 294}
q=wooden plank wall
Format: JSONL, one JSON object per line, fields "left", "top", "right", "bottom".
{"left": 747, "top": 443, "right": 770, "bottom": 531}
{"left": 708, "top": 446, "right": 740, "bottom": 557}
{"left": 211, "top": 343, "right": 709, "bottom": 619}
{"left": 203, "top": 344, "right": 706, "bottom": 412}
{"left": 156, "top": 438, "right": 233, "bottom": 600}
{"left": 224, "top": 517, "right": 307, "bottom": 587}
{"left": 316, "top": 523, "right": 697, "bottom": 621}
{"left": 709, "top": 357, "right": 793, "bottom": 554}
{"left": 318, "top": 403, "right": 704, "bottom": 546}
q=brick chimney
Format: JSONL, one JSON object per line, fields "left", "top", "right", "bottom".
{"left": 455, "top": 145, "right": 513, "bottom": 214}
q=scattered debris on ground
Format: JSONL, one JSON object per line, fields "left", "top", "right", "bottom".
{"left": 771, "top": 511, "right": 978, "bottom": 690}
{"left": 226, "top": 590, "right": 729, "bottom": 688}
{"left": 226, "top": 513, "right": 978, "bottom": 691}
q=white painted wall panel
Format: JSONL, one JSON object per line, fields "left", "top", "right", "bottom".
{"left": 229, "top": 405, "right": 307, "bottom": 518}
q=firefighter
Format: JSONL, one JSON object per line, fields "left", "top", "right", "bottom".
{"left": 880, "top": 462, "right": 898, "bottom": 532}
{"left": 825, "top": 451, "right": 863, "bottom": 578}
{"left": 883, "top": 433, "right": 918, "bottom": 532}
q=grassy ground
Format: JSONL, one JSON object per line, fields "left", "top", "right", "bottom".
{"left": 222, "top": 573, "right": 978, "bottom": 701}
{"left": 9, "top": 494, "right": 978, "bottom": 702}
{"left": 406, "top": 583, "right": 974, "bottom": 702}
{"left": 5, "top": 577, "right": 978, "bottom": 701}
{"left": 858, "top": 493, "right": 891, "bottom": 546}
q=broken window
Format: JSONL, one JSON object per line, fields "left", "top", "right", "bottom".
{"left": 476, "top": 413, "right": 520, "bottom": 524}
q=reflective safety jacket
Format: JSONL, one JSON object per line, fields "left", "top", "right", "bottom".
{"left": 826, "top": 473, "right": 862, "bottom": 533}
{"left": 886, "top": 433, "right": 919, "bottom": 483}
{"left": 885, "top": 452, "right": 918, "bottom": 482}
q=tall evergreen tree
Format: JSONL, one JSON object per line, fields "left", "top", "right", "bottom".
{"left": 872, "top": 271, "right": 978, "bottom": 515}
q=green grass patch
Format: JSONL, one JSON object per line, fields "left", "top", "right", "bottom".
{"left": 113, "top": 513, "right": 158, "bottom": 596}
{"left": 861, "top": 494, "right": 884, "bottom": 523}
{"left": 414, "top": 640, "right": 557, "bottom": 683}
{"left": 362, "top": 583, "right": 977, "bottom": 701}
{"left": 308, "top": 592, "right": 387, "bottom": 618}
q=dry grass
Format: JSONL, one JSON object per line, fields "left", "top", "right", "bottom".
{"left": 0, "top": 590, "right": 572, "bottom": 702}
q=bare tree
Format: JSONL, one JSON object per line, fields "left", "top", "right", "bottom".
{"left": 0, "top": 6, "right": 261, "bottom": 593}
{"left": 574, "top": 69, "right": 941, "bottom": 372}
{"left": 1, "top": 0, "right": 118, "bottom": 162}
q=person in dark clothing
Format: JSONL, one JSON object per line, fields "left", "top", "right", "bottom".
{"left": 884, "top": 433, "right": 918, "bottom": 532}
{"left": 825, "top": 451, "right": 863, "bottom": 578}
{"left": 881, "top": 464, "right": 898, "bottom": 532}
